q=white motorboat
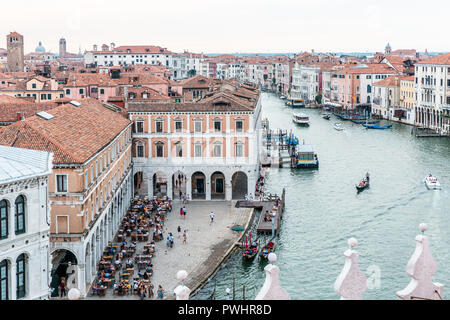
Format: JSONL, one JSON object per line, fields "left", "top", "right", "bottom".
{"left": 292, "top": 113, "right": 310, "bottom": 126}
{"left": 333, "top": 123, "right": 344, "bottom": 131}
{"left": 280, "top": 95, "right": 287, "bottom": 100}
{"left": 424, "top": 175, "right": 442, "bottom": 190}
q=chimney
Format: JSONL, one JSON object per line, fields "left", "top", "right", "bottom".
{"left": 93, "top": 44, "right": 98, "bottom": 51}
{"left": 16, "top": 112, "right": 24, "bottom": 121}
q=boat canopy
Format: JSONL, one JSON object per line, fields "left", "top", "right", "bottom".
{"left": 297, "top": 144, "right": 314, "bottom": 153}
{"left": 324, "top": 102, "right": 342, "bottom": 107}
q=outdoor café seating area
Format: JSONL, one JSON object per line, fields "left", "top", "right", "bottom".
{"left": 90, "top": 196, "right": 172, "bottom": 298}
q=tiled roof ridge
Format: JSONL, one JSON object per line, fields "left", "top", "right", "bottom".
{"left": 18, "top": 118, "right": 80, "bottom": 162}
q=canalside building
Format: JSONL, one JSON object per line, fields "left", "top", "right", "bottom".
{"left": 0, "top": 98, "right": 133, "bottom": 298}
{"left": 0, "top": 146, "right": 53, "bottom": 300}
{"left": 129, "top": 81, "right": 262, "bottom": 201}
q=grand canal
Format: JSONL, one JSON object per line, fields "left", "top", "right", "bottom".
{"left": 195, "top": 92, "right": 450, "bottom": 300}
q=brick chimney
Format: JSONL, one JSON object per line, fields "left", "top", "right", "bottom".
{"left": 16, "top": 112, "right": 24, "bottom": 121}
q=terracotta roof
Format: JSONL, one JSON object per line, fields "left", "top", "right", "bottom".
{"left": 373, "top": 75, "right": 406, "bottom": 87}
{"left": 416, "top": 53, "right": 450, "bottom": 65}
{"left": 0, "top": 98, "right": 131, "bottom": 164}
{"left": 181, "top": 75, "right": 213, "bottom": 88}
{"left": 0, "top": 96, "right": 57, "bottom": 124}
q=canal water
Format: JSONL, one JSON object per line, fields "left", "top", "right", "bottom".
{"left": 195, "top": 92, "right": 450, "bottom": 300}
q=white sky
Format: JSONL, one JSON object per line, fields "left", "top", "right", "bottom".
{"left": 1, "top": 0, "right": 448, "bottom": 54}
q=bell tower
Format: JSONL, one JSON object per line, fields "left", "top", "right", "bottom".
{"left": 59, "top": 38, "right": 67, "bottom": 58}
{"left": 7, "top": 32, "right": 24, "bottom": 72}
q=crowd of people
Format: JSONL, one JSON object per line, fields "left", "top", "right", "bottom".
{"left": 90, "top": 196, "right": 173, "bottom": 299}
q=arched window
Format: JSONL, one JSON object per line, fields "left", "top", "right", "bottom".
{"left": 367, "top": 85, "right": 372, "bottom": 93}
{"left": 0, "top": 200, "right": 8, "bottom": 239}
{"left": 16, "top": 254, "right": 26, "bottom": 299}
{"left": 0, "top": 259, "right": 8, "bottom": 300}
{"left": 15, "top": 196, "right": 25, "bottom": 235}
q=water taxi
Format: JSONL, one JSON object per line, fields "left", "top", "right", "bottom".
{"left": 333, "top": 123, "right": 344, "bottom": 131}
{"left": 424, "top": 175, "right": 441, "bottom": 190}
{"left": 292, "top": 113, "right": 310, "bottom": 126}
{"left": 296, "top": 144, "right": 319, "bottom": 168}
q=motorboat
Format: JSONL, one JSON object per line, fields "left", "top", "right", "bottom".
{"left": 280, "top": 95, "right": 287, "bottom": 100}
{"left": 424, "top": 175, "right": 442, "bottom": 190}
{"left": 333, "top": 123, "right": 344, "bottom": 131}
{"left": 292, "top": 113, "right": 310, "bottom": 126}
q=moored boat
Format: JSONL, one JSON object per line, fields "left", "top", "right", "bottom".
{"left": 292, "top": 113, "right": 310, "bottom": 126}
{"left": 259, "top": 239, "right": 275, "bottom": 259}
{"left": 363, "top": 124, "right": 392, "bottom": 129}
{"left": 242, "top": 234, "right": 259, "bottom": 259}
{"left": 296, "top": 144, "right": 319, "bottom": 168}
{"left": 424, "top": 174, "right": 441, "bottom": 190}
{"left": 351, "top": 119, "right": 380, "bottom": 124}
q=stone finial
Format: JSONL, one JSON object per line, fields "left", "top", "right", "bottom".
{"left": 67, "top": 288, "right": 81, "bottom": 300}
{"left": 255, "top": 253, "right": 291, "bottom": 300}
{"left": 174, "top": 270, "right": 191, "bottom": 300}
{"left": 396, "top": 224, "right": 444, "bottom": 300}
{"left": 334, "top": 238, "right": 367, "bottom": 300}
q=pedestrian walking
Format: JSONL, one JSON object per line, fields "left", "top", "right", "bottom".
{"left": 183, "top": 230, "right": 187, "bottom": 244}
{"left": 59, "top": 280, "right": 66, "bottom": 298}
{"left": 182, "top": 206, "right": 187, "bottom": 219}
{"left": 180, "top": 207, "right": 183, "bottom": 218}
{"left": 209, "top": 211, "right": 215, "bottom": 223}
{"left": 157, "top": 285, "right": 164, "bottom": 300}
{"left": 177, "top": 226, "right": 182, "bottom": 238}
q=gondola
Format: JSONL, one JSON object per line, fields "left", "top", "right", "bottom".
{"left": 322, "top": 114, "right": 331, "bottom": 120}
{"left": 259, "top": 239, "right": 275, "bottom": 259}
{"left": 356, "top": 178, "right": 369, "bottom": 192}
{"left": 242, "top": 234, "right": 259, "bottom": 260}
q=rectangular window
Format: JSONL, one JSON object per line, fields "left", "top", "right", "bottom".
{"left": 1, "top": 260, "right": 8, "bottom": 300}
{"left": 156, "top": 144, "right": 164, "bottom": 157}
{"left": 175, "top": 144, "right": 183, "bottom": 157}
{"left": 156, "top": 121, "right": 163, "bottom": 133}
{"left": 136, "top": 121, "right": 144, "bottom": 133}
{"left": 235, "top": 120, "right": 243, "bottom": 132}
{"left": 85, "top": 171, "right": 89, "bottom": 188}
{"left": 56, "top": 175, "right": 68, "bottom": 193}
{"left": 194, "top": 144, "right": 202, "bottom": 157}
{"left": 214, "top": 121, "right": 222, "bottom": 132}
{"left": 137, "top": 145, "right": 144, "bottom": 157}
{"left": 214, "top": 144, "right": 222, "bottom": 157}
{"left": 194, "top": 121, "right": 202, "bottom": 133}
{"left": 175, "top": 121, "right": 182, "bottom": 132}
{"left": 236, "top": 144, "right": 243, "bottom": 157}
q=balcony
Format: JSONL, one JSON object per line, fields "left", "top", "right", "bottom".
{"left": 421, "top": 83, "right": 436, "bottom": 90}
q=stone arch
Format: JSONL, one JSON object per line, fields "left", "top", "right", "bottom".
{"left": 49, "top": 248, "right": 78, "bottom": 297}
{"left": 191, "top": 171, "right": 206, "bottom": 199}
{"left": 211, "top": 171, "right": 226, "bottom": 200}
{"left": 134, "top": 171, "right": 146, "bottom": 197}
{"left": 172, "top": 170, "right": 187, "bottom": 199}
{"left": 232, "top": 171, "right": 248, "bottom": 200}
{"left": 153, "top": 171, "right": 168, "bottom": 197}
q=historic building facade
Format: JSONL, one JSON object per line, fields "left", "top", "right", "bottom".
{"left": 0, "top": 99, "right": 133, "bottom": 298}
{"left": 414, "top": 53, "right": 450, "bottom": 135}
{"left": 129, "top": 82, "right": 262, "bottom": 201}
{"left": 0, "top": 146, "right": 53, "bottom": 300}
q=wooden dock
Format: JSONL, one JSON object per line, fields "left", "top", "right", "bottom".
{"left": 236, "top": 189, "right": 285, "bottom": 235}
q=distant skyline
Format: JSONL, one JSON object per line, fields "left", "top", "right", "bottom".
{"left": 1, "top": 0, "right": 449, "bottom": 55}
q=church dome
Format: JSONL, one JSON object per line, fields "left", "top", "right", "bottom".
{"left": 35, "top": 41, "right": 46, "bottom": 53}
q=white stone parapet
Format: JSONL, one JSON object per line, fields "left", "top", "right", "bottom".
{"left": 255, "top": 253, "right": 290, "bottom": 300}
{"left": 334, "top": 238, "right": 367, "bottom": 300}
{"left": 396, "top": 223, "right": 444, "bottom": 300}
